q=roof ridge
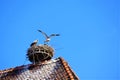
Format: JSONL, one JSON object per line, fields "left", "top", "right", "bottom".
{"left": 58, "top": 57, "right": 79, "bottom": 80}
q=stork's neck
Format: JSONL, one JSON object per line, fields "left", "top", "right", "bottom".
{"left": 47, "top": 38, "right": 50, "bottom": 41}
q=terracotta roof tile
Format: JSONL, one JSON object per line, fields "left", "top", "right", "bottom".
{"left": 0, "top": 57, "right": 79, "bottom": 80}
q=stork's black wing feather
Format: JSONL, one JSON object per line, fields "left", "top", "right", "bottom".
{"left": 49, "top": 34, "right": 60, "bottom": 38}
{"left": 38, "top": 30, "right": 48, "bottom": 38}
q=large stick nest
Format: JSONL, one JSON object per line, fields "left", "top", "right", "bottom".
{"left": 27, "top": 45, "right": 54, "bottom": 63}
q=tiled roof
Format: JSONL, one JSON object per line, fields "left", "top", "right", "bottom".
{"left": 0, "top": 57, "right": 79, "bottom": 80}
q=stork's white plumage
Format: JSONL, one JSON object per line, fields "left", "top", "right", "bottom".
{"left": 38, "top": 30, "right": 60, "bottom": 44}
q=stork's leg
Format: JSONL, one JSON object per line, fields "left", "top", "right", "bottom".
{"left": 44, "top": 41, "right": 48, "bottom": 45}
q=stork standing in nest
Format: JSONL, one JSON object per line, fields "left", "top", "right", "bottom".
{"left": 30, "top": 40, "right": 38, "bottom": 47}
{"left": 38, "top": 30, "right": 60, "bottom": 44}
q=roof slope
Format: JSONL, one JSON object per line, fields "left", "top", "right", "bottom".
{"left": 0, "top": 57, "right": 79, "bottom": 80}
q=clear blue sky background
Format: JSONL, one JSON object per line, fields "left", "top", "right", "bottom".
{"left": 0, "top": 0, "right": 119, "bottom": 80}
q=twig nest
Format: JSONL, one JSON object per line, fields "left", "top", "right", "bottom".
{"left": 27, "top": 44, "right": 54, "bottom": 63}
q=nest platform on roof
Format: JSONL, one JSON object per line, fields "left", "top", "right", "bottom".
{"left": 27, "top": 44, "right": 54, "bottom": 63}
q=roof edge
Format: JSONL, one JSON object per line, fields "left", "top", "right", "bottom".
{"left": 58, "top": 57, "right": 79, "bottom": 80}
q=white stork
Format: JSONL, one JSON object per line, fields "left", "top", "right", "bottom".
{"left": 30, "top": 40, "right": 38, "bottom": 47}
{"left": 38, "top": 30, "right": 60, "bottom": 44}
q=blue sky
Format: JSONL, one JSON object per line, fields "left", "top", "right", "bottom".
{"left": 0, "top": 0, "right": 119, "bottom": 80}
